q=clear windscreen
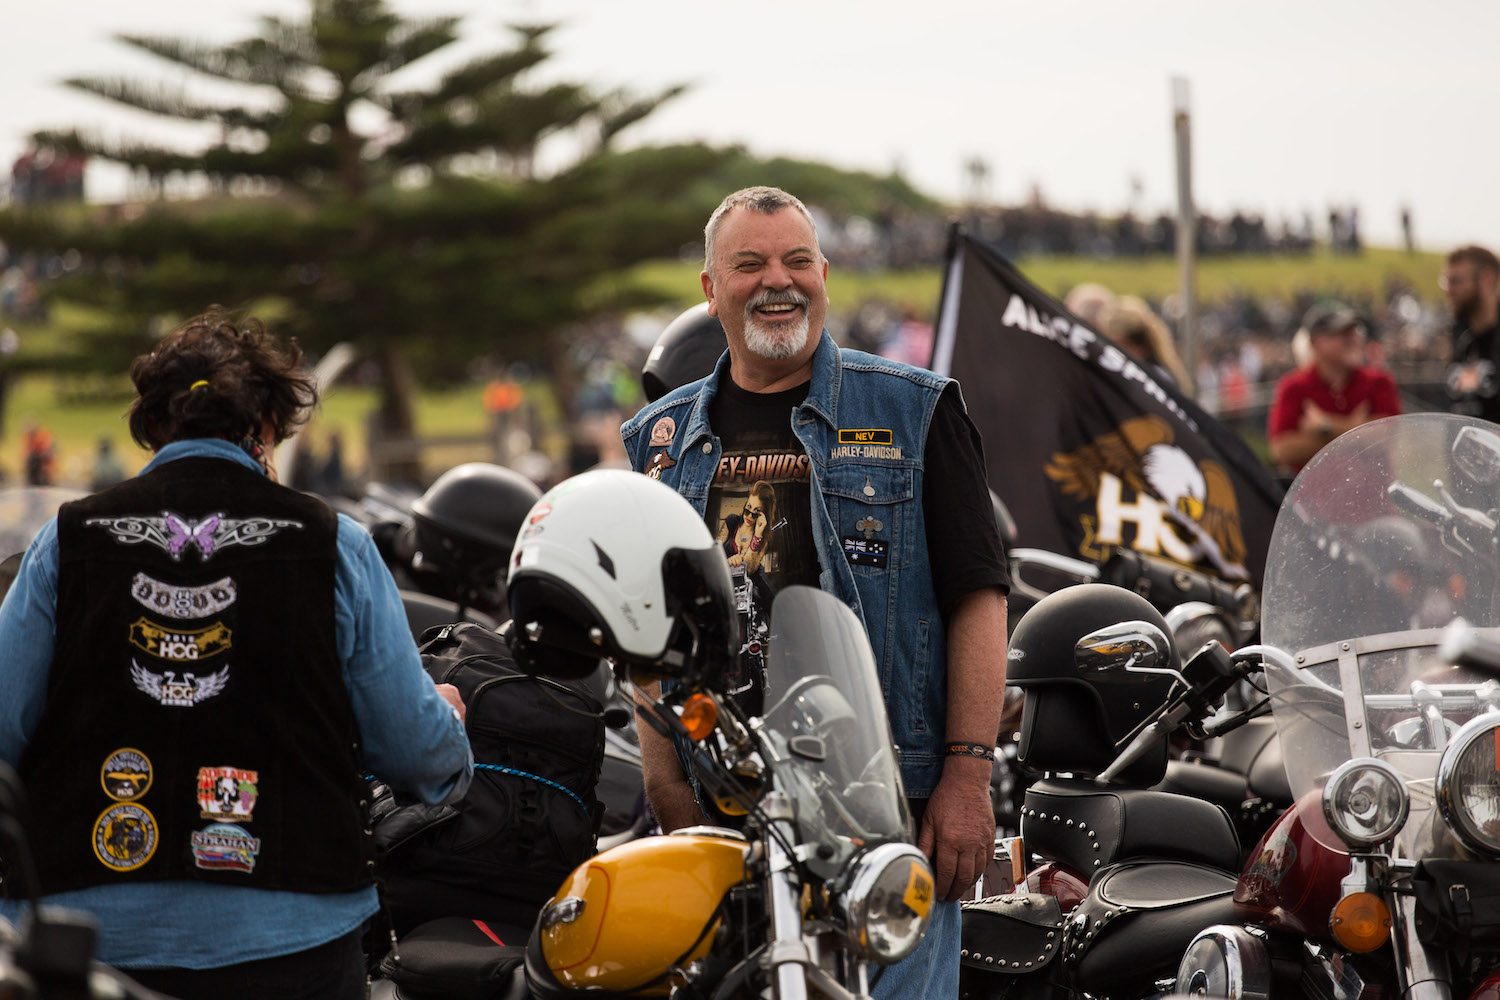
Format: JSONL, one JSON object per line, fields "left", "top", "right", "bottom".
{"left": 1263, "top": 413, "right": 1500, "bottom": 852}
{"left": 761, "top": 586, "right": 911, "bottom": 870}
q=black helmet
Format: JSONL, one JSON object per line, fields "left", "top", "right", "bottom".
{"left": 1008, "top": 584, "right": 1177, "bottom": 783}
{"left": 641, "top": 303, "right": 727, "bottom": 403}
{"left": 409, "top": 463, "right": 543, "bottom": 604}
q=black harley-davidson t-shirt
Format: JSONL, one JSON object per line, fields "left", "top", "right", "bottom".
{"left": 706, "top": 375, "right": 1011, "bottom": 718}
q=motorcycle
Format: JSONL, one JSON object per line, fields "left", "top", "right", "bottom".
{"left": 1176, "top": 411, "right": 1500, "bottom": 1000}
{"left": 960, "top": 582, "right": 1263, "bottom": 1000}
{"left": 372, "top": 585, "right": 936, "bottom": 999}
{"left": 990, "top": 546, "right": 1279, "bottom": 849}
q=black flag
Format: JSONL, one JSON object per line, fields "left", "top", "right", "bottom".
{"left": 930, "top": 231, "right": 1282, "bottom": 587}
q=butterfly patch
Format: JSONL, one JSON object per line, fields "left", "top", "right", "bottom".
{"left": 86, "top": 511, "right": 303, "bottom": 562}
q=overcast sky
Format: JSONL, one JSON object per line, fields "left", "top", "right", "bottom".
{"left": 2, "top": 0, "right": 1492, "bottom": 253}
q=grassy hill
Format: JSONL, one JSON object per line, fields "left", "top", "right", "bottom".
{"left": 1, "top": 245, "right": 1447, "bottom": 488}
{"left": 624, "top": 245, "right": 1446, "bottom": 316}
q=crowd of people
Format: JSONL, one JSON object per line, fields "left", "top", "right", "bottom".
{"left": 0, "top": 175, "right": 1498, "bottom": 998}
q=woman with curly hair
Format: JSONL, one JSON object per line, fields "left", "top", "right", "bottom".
{"left": 0, "top": 308, "right": 471, "bottom": 999}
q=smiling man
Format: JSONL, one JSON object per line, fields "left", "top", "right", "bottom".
{"left": 621, "top": 186, "right": 1010, "bottom": 998}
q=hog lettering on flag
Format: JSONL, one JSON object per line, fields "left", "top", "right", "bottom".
{"left": 928, "top": 229, "right": 1281, "bottom": 586}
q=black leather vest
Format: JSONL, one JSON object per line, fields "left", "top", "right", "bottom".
{"left": 16, "top": 456, "right": 372, "bottom": 895}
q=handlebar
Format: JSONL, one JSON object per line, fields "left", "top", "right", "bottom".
{"left": 1095, "top": 641, "right": 1242, "bottom": 786}
{"left": 1439, "top": 620, "right": 1500, "bottom": 679}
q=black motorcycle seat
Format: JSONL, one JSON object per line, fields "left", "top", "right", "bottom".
{"left": 1065, "top": 860, "right": 1239, "bottom": 990}
{"left": 1218, "top": 716, "right": 1291, "bottom": 803}
{"left": 378, "top": 917, "right": 530, "bottom": 1000}
{"left": 1247, "top": 731, "right": 1292, "bottom": 802}
{"left": 1021, "top": 779, "right": 1241, "bottom": 875}
{"left": 1153, "top": 759, "right": 1250, "bottom": 811}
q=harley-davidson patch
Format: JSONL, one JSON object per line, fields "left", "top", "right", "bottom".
{"left": 129, "top": 618, "right": 232, "bottom": 662}
{"left": 94, "top": 802, "right": 158, "bottom": 872}
{"left": 131, "top": 572, "right": 237, "bottom": 620}
{"left": 101, "top": 748, "right": 153, "bottom": 802}
{"left": 190, "top": 823, "right": 261, "bottom": 873}
{"left": 647, "top": 451, "right": 678, "bottom": 480}
{"left": 86, "top": 511, "right": 303, "bottom": 562}
{"left": 130, "top": 660, "right": 230, "bottom": 707}
{"left": 196, "top": 766, "right": 259, "bottom": 822}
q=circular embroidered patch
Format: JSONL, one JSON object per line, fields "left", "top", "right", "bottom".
{"left": 100, "top": 748, "right": 153, "bottom": 801}
{"left": 93, "top": 802, "right": 158, "bottom": 872}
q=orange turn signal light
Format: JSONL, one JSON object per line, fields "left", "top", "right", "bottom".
{"left": 680, "top": 694, "right": 718, "bottom": 741}
{"left": 1330, "top": 892, "right": 1392, "bottom": 953}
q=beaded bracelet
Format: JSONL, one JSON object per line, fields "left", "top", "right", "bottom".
{"left": 944, "top": 741, "right": 996, "bottom": 762}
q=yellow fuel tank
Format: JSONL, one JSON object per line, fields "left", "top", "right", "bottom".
{"left": 536, "top": 830, "right": 751, "bottom": 995}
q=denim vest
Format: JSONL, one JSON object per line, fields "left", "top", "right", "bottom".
{"left": 621, "top": 330, "right": 954, "bottom": 796}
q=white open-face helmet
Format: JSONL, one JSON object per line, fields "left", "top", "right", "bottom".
{"left": 507, "top": 469, "right": 736, "bottom": 684}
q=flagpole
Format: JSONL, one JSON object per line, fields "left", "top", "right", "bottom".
{"left": 1172, "top": 76, "right": 1198, "bottom": 399}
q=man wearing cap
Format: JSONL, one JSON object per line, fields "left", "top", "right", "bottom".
{"left": 1267, "top": 302, "right": 1402, "bottom": 476}
{"left": 1442, "top": 245, "right": 1500, "bottom": 423}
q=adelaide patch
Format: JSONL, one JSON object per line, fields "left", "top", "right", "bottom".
{"left": 191, "top": 823, "right": 262, "bottom": 873}
{"left": 94, "top": 802, "right": 158, "bottom": 872}
{"left": 648, "top": 416, "right": 677, "bottom": 447}
{"left": 129, "top": 618, "right": 232, "bottom": 662}
{"left": 842, "top": 536, "right": 889, "bottom": 569}
{"left": 131, "top": 572, "right": 237, "bottom": 620}
{"left": 101, "top": 748, "right": 153, "bottom": 802}
{"left": 196, "top": 766, "right": 259, "bottom": 822}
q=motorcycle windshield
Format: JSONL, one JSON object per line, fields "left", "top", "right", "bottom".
{"left": 762, "top": 586, "right": 912, "bottom": 869}
{"left": 1263, "top": 412, "right": 1500, "bottom": 854}
{"left": 0, "top": 486, "right": 85, "bottom": 562}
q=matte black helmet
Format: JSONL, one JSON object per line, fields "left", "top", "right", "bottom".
{"left": 1008, "top": 584, "right": 1177, "bottom": 782}
{"left": 410, "top": 463, "right": 543, "bottom": 594}
{"left": 641, "top": 303, "right": 727, "bottom": 403}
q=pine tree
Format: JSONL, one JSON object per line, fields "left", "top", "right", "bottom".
{"left": 1, "top": 0, "right": 725, "bottom": 476}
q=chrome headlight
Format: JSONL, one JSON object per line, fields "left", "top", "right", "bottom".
{"left": 1322, "top": 758, "right": 1409, "bottom": 849}
{"left": 1437, "top": 714, "right": 1500, "bottom": 857}
{"left": 833, "top": 842, "right": 934, "bottom": 964}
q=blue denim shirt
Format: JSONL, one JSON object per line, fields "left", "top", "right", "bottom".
{"left": 622, "top": 330, "right": 954, "bottom": 795}
{"left": 0, "top": 438, "right": 474, "bottom": 968}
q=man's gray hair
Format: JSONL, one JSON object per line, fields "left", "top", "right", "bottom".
{"left": 703, "top": 186, "right": 821, "bottom": 272}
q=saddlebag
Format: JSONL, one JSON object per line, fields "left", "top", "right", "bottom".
{"left": 1062, "top": 860, "right": 1238, "bottom": 991}
{"left": 961, "top": 891, "right": 1065, "bottom": 975}
{"left": 373, "top": 622, "right": 606, "bottom": 928}
{"left": 377, "top": 917, "right": 529, "bottom": 1000}
{"left": 1413, "top": 859, "right": 1500, "bottom": 958}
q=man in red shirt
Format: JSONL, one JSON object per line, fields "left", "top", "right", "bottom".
{"left": 1268, "top": 302, "right": 1402, "bottom": 475}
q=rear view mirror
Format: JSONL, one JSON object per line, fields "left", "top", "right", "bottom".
{"left": 1453, "top": 426, "right": 1500, "bottom": 486}
{"left": 1074, "top": 620, "right": 1171, "bottom": 674}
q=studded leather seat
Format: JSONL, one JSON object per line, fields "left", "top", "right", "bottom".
{"left": 1020, "top": 778, "right": 1241, "bottom": 876}
{"left": 1063, "top": 860, "right": 1240, "bottom": 990}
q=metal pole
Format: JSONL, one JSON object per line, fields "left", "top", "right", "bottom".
{"left": 1172, "top": 77, "right": 1198, "bottom": 398}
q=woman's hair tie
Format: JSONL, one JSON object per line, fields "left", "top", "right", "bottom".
{"left": 190, "top": 380, "right": 210, "bottom": 391}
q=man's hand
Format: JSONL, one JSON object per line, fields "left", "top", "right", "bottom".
{"left": 917, "top": 755, "right": 995, "bottom": 902}
{"left": 1299, "top": 400, "right": 1331, "bottom": 433}
{"left": 435, "top": 682, "right": 466, "bottom": 725}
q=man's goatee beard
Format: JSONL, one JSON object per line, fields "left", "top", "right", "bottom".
{"left": 744, "top": 313, "right": 811, "bottom": 359}
{"left": 743, "top": 288, "right": 812, "bottom": 360}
